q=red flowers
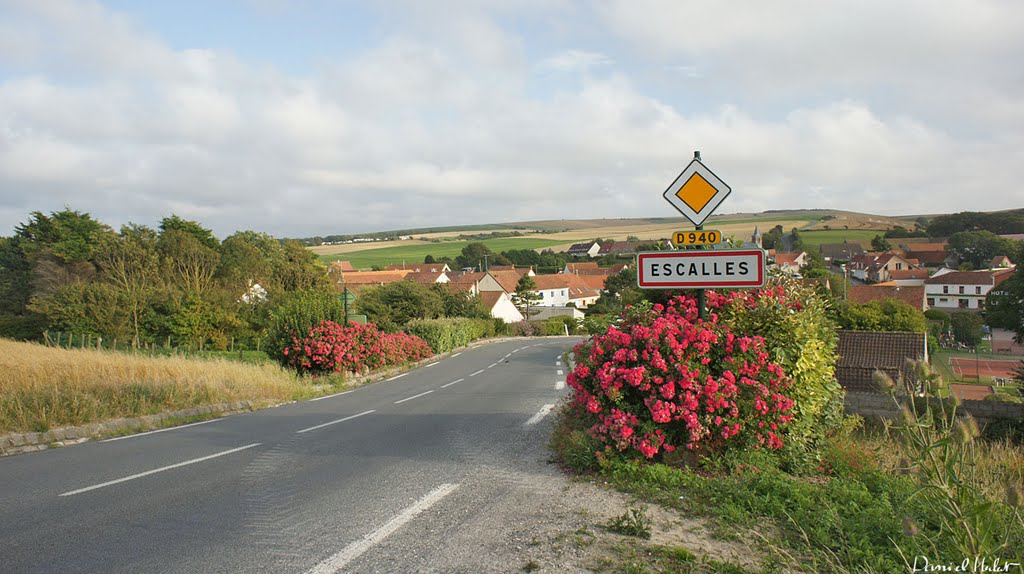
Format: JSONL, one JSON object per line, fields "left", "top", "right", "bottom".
{"left": 568, "top": 295, "right": 795, "bottom": 460}
{"left": 281, "top": 320, "right": 432, "bottom": 377}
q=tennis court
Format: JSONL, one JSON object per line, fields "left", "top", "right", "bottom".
{"left": 949, "top": 357, "right": 1020, "bottom": 378}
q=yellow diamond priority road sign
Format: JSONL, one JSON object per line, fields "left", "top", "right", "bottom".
{"left": 662, "top": 158, "right": 731, "bottom": 227}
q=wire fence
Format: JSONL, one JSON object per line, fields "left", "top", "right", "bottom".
{"left": 42, "top": 331, "right": 270, "bottom": 363}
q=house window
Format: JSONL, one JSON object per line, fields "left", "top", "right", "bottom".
{"left": 975, "top": 286, "right": 981, "bottom": 295}
{"left": 942, "top": 286, "right": 948, "bottom": 294}
{"left": 939, "top": 298, "right": 948, "bottom": 303}
{"left": 959, "top": 299, "right": 968, "bottom": 308}
{"left": 958, "top": 286, "right": 964, "bottom": 294}
{"left": 562, "top": 290, "right": 566, "bottom": 296}
{"left": 927, "top": 297, "right": 935, "bottom": 306}
{"left": 896, "top": 263, "right": 903, "bottom": 270}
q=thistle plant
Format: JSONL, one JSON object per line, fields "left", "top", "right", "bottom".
{"left": 878, "top": 362, "right": 1024, "bottom": 563}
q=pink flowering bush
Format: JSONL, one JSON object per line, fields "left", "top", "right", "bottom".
{"left": 568, "top": 295, "right": 796, "bottom": 459}
{"left": 281, "top": 320, "right": 432, "bottom": 377}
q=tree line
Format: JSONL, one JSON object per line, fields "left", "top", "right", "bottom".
{"left": 0, "top": 209, "right": 329, "bottom": 348}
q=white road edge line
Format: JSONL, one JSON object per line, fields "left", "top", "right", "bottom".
{"left": 440, "top": 378, "right": 465, "bottom": 389}
{"left": 395, "top": 390, "right": 434, "bottom": 404}
{"left": 556, "top": 369, "right": 563, "bottom": 376}
{"left": 60, "top": 443, "right": 261, "bottom": 497}
{"left": 469, "top": 369, "right": 485, "bottom": 377}
{"left": 487, "top": 363, "right": 498, "bottom": 369}
{"left": 310, "top": 390, "right": 354, "bottom": 402}
{"left": 296, "top": 410, "right": 376, "bottom": 434}
{"left": 306, "top": 483, "right": 459, "bottom": 574}
{"left": 452, "top": 352, "right": 462, "bottom": 357}
{"left": 556, "top": 380, "right": 565, "bottom": 390}
{"left": 524, "top": 404, "right": 555, "bottom": 427}
{"left": 424, "top": 362, "right": 438, "bottom": 368}
{"left": 385, "top": 373, "right": 408, "bottom": 382}
{"left": 101, "top": 418, "right": 221, "bottom": 442}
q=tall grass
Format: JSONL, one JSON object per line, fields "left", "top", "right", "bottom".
{"left": 0, "top": 339, "right": 315, "bottom": 433}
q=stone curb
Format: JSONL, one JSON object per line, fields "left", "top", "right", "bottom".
{"left": 0, "top": 400, "right": 261, "bottom": 458}
{"left": 0, "top": 335, "right": 579, "bottom": 458}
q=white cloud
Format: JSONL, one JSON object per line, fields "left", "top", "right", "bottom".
{"left": 540, "top": 50, "right": 614, "bottom": 71}
{"left": 0, "top": 0, "right": 1020, "bottom": 238}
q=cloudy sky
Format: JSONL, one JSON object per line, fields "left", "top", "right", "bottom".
{"left": 1, "top": 0, "right": 1022, "bottom": 238}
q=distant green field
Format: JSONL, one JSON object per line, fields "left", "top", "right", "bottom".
{"left": 321, "top": 237, "right": 568, "bottom": 269}
{"left": 799, "top": 229, "right": 881, "bottom": 251}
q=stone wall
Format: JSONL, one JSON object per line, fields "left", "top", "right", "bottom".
{"left": 845, "top": 391, "right": 1024, "bottom": 424}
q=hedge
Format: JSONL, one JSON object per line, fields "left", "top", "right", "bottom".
{"left": 404, "top": 318, "right": 497, "bottom": 354}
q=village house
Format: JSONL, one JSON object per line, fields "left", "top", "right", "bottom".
{"left": 479, "top": 291, "right": 524, "bottom": 323}
{"left": 923, "top": 268, "right": 1015, "bottom": 311}
{"left": 529, "top": 274, "right": 602, "bottom": 308}
{"left": 836, "top": 331, "right": 927, "bottom": 394}
{"left": 846, "top": 252, "right": 917, "bottom": 283}
{"left": 567, "top": 241, "right": 601, "bottom": 258}
{"left": 597, "top": 241, "right": 645, "bottom": 257}
{"left": 773, "top": 252, "right": 806, "bottom": 275}
{"left": 903, "top": 242, "right": 953, "bottom": 268}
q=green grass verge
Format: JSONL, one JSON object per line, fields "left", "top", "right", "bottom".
{"left": 320, "top": 237, "right": 568, "bottom": 268}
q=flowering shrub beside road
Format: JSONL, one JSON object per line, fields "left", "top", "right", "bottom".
{"left": 280, "top": 320, "right": 432, "bottom": 377}
{"left": 568, "top": 295, "right": 796, "bottom": 459}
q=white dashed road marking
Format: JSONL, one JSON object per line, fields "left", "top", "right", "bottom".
{"left": 60, "top": 443, "right": 261, "bottom": 496}
{"left": 524, "top": 404, "right": 555, "bottom": 427}
{"left": 395, "top": 390, "right": 434, "bottom": 404}
{"left": 440, "top": 378, "right": 464, "bottom": 389}
{"left": 306, "top": 483, "right": 460, "bottom": 574}
{"left": 296, "top": 410, "right": 376, "bottom": 434}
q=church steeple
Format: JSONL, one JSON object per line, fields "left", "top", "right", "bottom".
{"left": 751, "top": 226, "right": 762, "bottom": 248}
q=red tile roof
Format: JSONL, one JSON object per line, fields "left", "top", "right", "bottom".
{"left": 341, "top": 270, "right": 411, "bottom": 285}
{"left": 404, "top": 271, "right": 447, "bottom": 284}
{"left": 924, "top": 271, "right": 997, "bottom": 285}
{"left": 847, "top": 285, "right": 926, "bottom": 310}
{"left": 489, "top": 270, "right": 524, "bottom": 292}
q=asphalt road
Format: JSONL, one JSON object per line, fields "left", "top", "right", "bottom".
{"left": 0, "top": 337, "right": 582, "bottom": 574}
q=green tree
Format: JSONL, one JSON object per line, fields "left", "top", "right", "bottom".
{"left": 947, "top": 231, "right": 1020, "bottom": 269}
{"left": 949, "top": 312, "right": 984, "bottom": 346}
{"left": 356, "top": 281, "right": 444, "bottom": 331}
{"left": 870, "top": 235, "right": 892, "bottom": 252}
{"left": 838, "top": 299, "right": 928, "bottom": 332}
{"left": 159, "top": 215, "right": 219, "bottom": 250}
{"left": 158, "top": 229, "right": 220, "bottom": 296}
{"left": 94, "top": 225, "right": 161, "bottom": 347}
{"left": 510, "top": 275, "right": 542, "bottom": 317}
{"left": 455, "top": 242, "right": 494, "bottom": 271}
{"left": 800, "top": 250, "right": 831, "bottom": 278}
{"left": 433, "top": 284, "right": 489, "bottom": 319}
{"left": 789, "top": 228, "right": 804, "bottom": 252}
{"left": 275, "top": 240, "right": 330, "bottom": 293}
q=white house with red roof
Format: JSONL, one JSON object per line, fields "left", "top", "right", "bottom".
{"left": 773, "top": 252, "right": 806, "bottom": 275}
{"left": 924, "top": 268, "right": 1015, "bottom": 311}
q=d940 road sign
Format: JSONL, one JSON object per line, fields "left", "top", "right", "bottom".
{"left": 673, "top": 229, "right": 721, "bottom": 246}
{"left": 662, "top": 158, "right": 731, "bottom": 227}
{"left": 637, "top": 249, "right": 765, "bottom": 289}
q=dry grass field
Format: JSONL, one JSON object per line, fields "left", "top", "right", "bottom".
{"left": 0, "top": 339, "right": 315, "bottom": 433}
